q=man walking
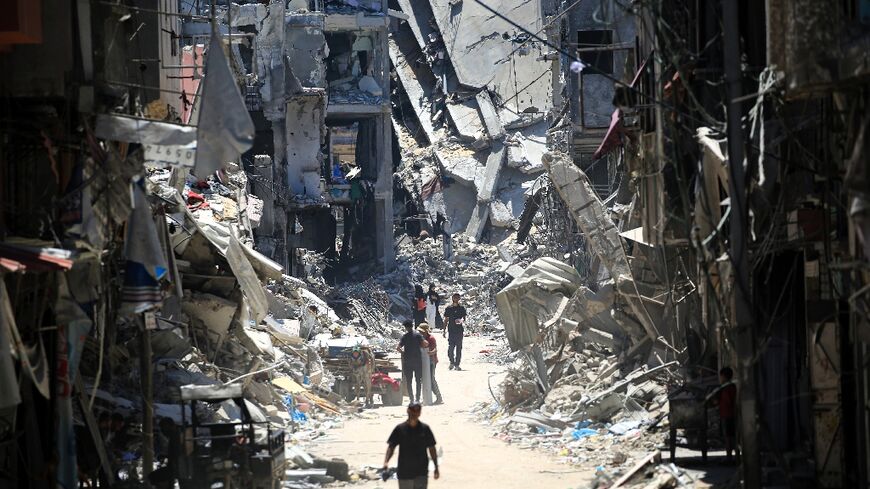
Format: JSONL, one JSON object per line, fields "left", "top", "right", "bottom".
{"left": 443, "top": 293, "right": 467, "bottom": 371}
{"left": 418, "top": 323, "right": 443, "bottom": 404}
{"left": 383, "top": 403, "right": 440, "bottom": 488}
{"left": 398, "top": 320, "right": 428, "bottom": 403}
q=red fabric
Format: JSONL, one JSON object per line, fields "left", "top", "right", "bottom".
{"left": 372, "top": 372, "right": 400, "bottom": 391}
{"left": 592, "top": 109, "right": 625, "bottom": 160}
{"left": 423, "top": 333, "right": 438, "bottom": 364}
{"left": 187, "top": 191, "right": 210, "bottom": 210}
{"left": 420, "top": 176, "right": 444, "bottom": 200}
{"left": 719, "top": 384, "right": 737, "bottom": 419}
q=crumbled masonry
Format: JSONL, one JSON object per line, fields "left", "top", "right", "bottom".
{"left": 7, "top": 0, "right": 869, "bottom": 487}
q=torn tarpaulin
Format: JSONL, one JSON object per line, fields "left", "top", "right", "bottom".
{"left": 94, "top": 114, "right": 197, "bottom": 168}
{"left": 227, "top": 234, "right": 268, "bottom": 325}
{"left": 122, "top": 181, "right": 168, "bottom": 313}
{"left": 420, "top": 176, "right": 444, "bottom": 200}
{"left": 592, "top": 109, "right": 625, "bottom": 161}
{"left": 194, "top": 31, "right": 255, "bottom": 177}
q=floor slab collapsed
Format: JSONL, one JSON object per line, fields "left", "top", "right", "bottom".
{"left": 7, "top": 0, "right": 869, "bottom": 487}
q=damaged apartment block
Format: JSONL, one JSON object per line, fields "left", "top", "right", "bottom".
{"left": 389, "top": 0, "right": 551, "bottom": 245}
{"left": 222, "top": 0, "right": 394, "bottom": 279}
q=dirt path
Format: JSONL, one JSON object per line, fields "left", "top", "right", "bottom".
{"left": 307, "top": 335, "right": 594, "bottom": 489}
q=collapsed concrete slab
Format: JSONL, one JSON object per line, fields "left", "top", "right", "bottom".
{"left": 465, "top": 143, "right": 506, "bottom": 240}
{"left": 495, "top": 257, "right": 584, "bottom": 351}
{"left": 389, "top": 38, "right": 437, "bottom": 144}
{"left": 476, "top": 90, "right": 505, "bottom": 140}
{"left": 427, "top": 0, "right": 551, "bottom": 125}
{"left": 436, "top": 151, "right": 480, "bottom": 187}
{"left": 543, "top": 152, "right": 659, "bottom": 344}
{"left": 182, "top": 292, "right": 238, "bottom": 348}
{"left": 446, "top": 100, "right": 487, "bottom": 145}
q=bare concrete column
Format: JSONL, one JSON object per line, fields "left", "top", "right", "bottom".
{"left": 375, "top": 111, "right": 395, "bottom": 272}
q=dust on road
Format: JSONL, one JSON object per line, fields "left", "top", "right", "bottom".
{"left": 309, "top": 335, "right": 594, "bottom": 489}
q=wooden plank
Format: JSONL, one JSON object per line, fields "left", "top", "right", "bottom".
{"left": 75, "top": 376, "right": 115, "bottom": 486}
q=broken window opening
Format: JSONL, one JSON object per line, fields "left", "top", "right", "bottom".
{"left": 576, "top": 30, "right": 615, "bottom": 75}
{"left": 314, "top": 117, "right": 382, "bottom": 278}
{"left": 323, "top": 0, "right": 385, "bottom": 14}
{"left": 325, "top": 32, "right": 383, "bottom": 104}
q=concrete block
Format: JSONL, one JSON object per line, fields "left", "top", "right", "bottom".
{"left": 181, "top": 292, "right": 237, "bottom": 339}
{"left": 447, "top": 100, "right": 487, "bottom": 144}
{"left": 478, "top": 144, "right": 506, "bottom": 203}
{"left": 438, "top": 153, "right": 479, "bottom": 186}
{"left": 489, "top": 200, "right": 514, "bottom": 227}
{"left": 464, "top": 203, "right": 490, "bottom": 242}
{"left": 476, "top": 90, "right": 505, "bottom": 140}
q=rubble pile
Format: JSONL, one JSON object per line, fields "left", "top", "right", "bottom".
{"left": 372, "top": 233, "right": 514, "bottom": 332}
{"left": 471, "top": 326, "right": 676, "bottom": 466}
{"left": 65, "top": 158, "right": 413, "bottom": 489}
{"left": 390, "top": 0, "right": 551, "bottom": 242}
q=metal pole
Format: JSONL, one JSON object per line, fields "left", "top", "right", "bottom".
{"left": 140, "top": 323, "right": 155, "bottom": 483}
{"left": 421, "top": 347, "right": 432, "bottom": 406}
{"left": 722, "top": 1, "right": 761, "bottom": 487}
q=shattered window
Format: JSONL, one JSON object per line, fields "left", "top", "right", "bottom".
{"left": 577, "top": 30, "right": 614, "bottom": 74}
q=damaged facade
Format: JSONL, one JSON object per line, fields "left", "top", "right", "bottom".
{"left": 0, "top": 1, "right": 398, "bottom": 488}
{"left": 3, "top": 0, "right": 870, "bottom": 488}
{"left": 482, "top": 0, "right": 870, "bottom": 487}
{"left": 208, "top": 0, "right": 395, "bottom": 277}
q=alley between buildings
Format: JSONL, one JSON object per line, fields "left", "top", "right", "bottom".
{"left": 311, "top": 334, "right": 586, "bottom": 489}
{"left": 2, "top": 1, "right": 870, "bottom": 489}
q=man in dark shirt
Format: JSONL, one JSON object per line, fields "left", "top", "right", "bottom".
{"left": 398, "top": 320, "right": 428, "bottom": 403}
{"left": 442, "top": 293, "right": 467, "bottom": 371}
{"left": 383, "top": 403, "right": 439, "bottom": 488}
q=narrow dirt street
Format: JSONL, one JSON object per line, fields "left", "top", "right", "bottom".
{"left": 309, "top": 335, "right": 593, "bottom": 489}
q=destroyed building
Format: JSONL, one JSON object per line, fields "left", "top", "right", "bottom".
{"left": 0, "top": 1, "right": 396, "bottom": 487}
{"left": 3, "top": 0, "right": 870, "bottom": 488}
{"left": 178, "top": 0, "right": 396, "bottom": 277}
{"left": 389, "top": 0, "right": 551, "bottom": 243}
{"left": 493, "top": 0, "right": 870, "bottom": 487}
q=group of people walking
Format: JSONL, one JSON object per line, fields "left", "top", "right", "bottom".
{"left": 386, "top": 282, "right": 467, "bottom": 488}
{"left": 398, "top": 284, "right": 467, "bottom": 405}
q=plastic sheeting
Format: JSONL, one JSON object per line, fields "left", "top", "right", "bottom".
{"left": 194, "top": 32, "right": 255, "bottom": 177}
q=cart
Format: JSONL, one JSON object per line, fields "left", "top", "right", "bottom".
{"left": 668, "top": 386, "right": 709, "bottom": 462}
{"left": 322, "top": 344, "right": 403, "bottom": 406}
{"left": 176, "top": 384, "right": 286, "bottom": 489}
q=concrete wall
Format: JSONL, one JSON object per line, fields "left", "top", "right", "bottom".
{"left": 285, "top": 95, "right": 326, "bottom": 196}
{"left": 568, "top": 0, "right": 636, "bottom": 130}
{"left": 285, "top": 15, "right": 328, "bottom": 88}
